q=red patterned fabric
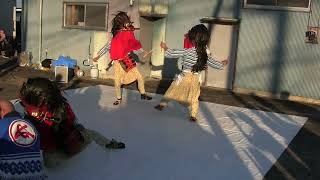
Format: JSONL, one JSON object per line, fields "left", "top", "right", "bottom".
{"left": 22, "top": 102, "right": 76, "bottom": 151}
{"left": 184, "top": 35, "right": 194, "bottom": 49}
{"left": 122, "top": 56, "right": 137, "bottom": 71}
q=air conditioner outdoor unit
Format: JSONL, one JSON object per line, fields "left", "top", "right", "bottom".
{"left": 55, "top": 66, "right": 69, "bottom": 83}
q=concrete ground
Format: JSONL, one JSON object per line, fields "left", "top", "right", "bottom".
{"left": 1, "top": 66, "right": 320, "bottom": 180}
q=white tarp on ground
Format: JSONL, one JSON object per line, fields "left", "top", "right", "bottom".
{"left": 14, "top": 85, "right": 308, "bottom": 180}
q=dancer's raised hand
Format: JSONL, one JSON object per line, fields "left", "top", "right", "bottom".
{"left": 222, "top": 59, "right": 229, "bottom": 66}
{"left": 160, "top": 41, "right": 168, "bottom": 51}
{"left": 93, "top": 56, "right": 99, "bottom": 62}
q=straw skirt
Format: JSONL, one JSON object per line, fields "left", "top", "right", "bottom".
{"left": 161, "top": 72, "right": 201, "bottom": 117}
{"left": 113, "top": 61, "right": 145, "bottom": 99}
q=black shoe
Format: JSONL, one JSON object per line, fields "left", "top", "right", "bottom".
{"left": 154, "top": 104, "right": 165, "bottom": 111}
{"left": 141, "top": 94, "right": 152, "bottom": 100}
{"left": 113, "top": 98, "right": 122, "bottom": 105}
{"left": 105, "top": 139, "right": 125, "bottom": 149}
{"left": 190, "top": 116, "right": 197, "bottom": 122}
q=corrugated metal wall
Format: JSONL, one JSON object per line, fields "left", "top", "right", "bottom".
{"left": 26, "top": 0, "right": 41, "bottom": 63}
{"left": 235, "top": 1, "right": 320, "bottom": 99}
{"left": 25, "top": 0, "right": 139, "bottom": 68}
{"left": 40, "top": 0, "right": 93, "bottom": 65}
{"left": 25, "top": 0, "right": 320, "bottom": 99}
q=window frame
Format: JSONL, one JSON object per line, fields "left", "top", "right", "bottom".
{"left": 243, "top": 0, "right": 311, "bottom": 12}
{"left": 62, "top": 2, "right": 109, "bottom": 31}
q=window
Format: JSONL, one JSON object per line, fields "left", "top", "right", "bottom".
{"left": 244, "top": 0, "right": 311, "bottom": 12}
{"left": 63, "top": 2, "right": 108, "bottom": 30}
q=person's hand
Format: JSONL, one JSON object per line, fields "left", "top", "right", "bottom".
{"left": 93, "top": 56, "right": 99, "bottom": 62}
{"left": 160, "top": 41, "right": 168, "bottom": 51}
{"left": 222, "top": 59, "right": 229, "bottom": 66}
{"left": 142, "top": 50, "right": 152, "bottom": 58}
{"left": 0, "top": 33, "right": 5, "bottom": 41}
{"left": 0, "top": 100, "right": 14, "bottom": 119}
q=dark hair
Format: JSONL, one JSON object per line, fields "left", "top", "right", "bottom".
{"left": 187, "top": 24, "right": 210, "bottom": 72}
{"left": 111, "top": 11, "right": 131, "bottom": 37}
{"left": 19, "top": 77, "right": 68, "bottom": 121}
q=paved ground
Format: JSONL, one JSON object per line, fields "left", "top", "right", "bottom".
{"left": 42, "top": 85, "right": 307, "bottom": 180}
{"left": 1, "top": 66, "right": 320, "bottom": 180}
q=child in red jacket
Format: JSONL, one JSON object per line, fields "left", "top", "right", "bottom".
{"left": 94, "top": 11, "right": 152, "bottom": 105}
{"left": 19, "top": 77, "right": 125, "bottom": 167}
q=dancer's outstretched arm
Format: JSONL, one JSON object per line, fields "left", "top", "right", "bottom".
{"left": 93, "top": 41, "right": 111, "bottom": 62}
{"left": 207, "top": 52, "right": 229, "bottom": 70}
{"left": 160, "top": 41, "right": 185, "bottom": 58}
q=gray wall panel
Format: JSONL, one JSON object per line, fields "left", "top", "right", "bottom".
{"left": 25, "top": 0, "right": 320, "bottom": 99}
{"left": 26, "top": 0, "right": 137, "bottom": 68}
{"left": 236, "top": 1, "right": 320, "bottom": 99}
{"left": 26, "top": 0, "right": 41, "bottom": 63}
{"left": 0, "top": 0, "right": 15, "bottom": 35}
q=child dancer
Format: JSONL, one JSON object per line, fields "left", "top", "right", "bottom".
{"left": 19, "top": 77, "right": 125, "bottom": 167}
{"left": 155, "top": 24, "right": 228, "bottom": 122}
{"left": 93, "top": 11, "right": 152, "bottom": 105}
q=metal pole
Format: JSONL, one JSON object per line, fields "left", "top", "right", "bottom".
{"left": 13, "top": 6, "right": 16, "bottom": 39}
{"left": 38, "top": 0, "right": 43, "bottom": 65}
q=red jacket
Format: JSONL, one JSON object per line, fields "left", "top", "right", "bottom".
{"left": 110, "top": 31, "right": 142, "bottom": 60}
{"left": 22, "top": 102, "right": 76, "bottom": 151}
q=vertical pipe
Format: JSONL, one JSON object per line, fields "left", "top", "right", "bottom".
{"left": 151, "top": 0, "right": 155, "bottom": 14}
{"left": 38, "top": 0, "right": 43, "bottom": 65}
{"left": 13, "top": 6, "right": 16, "bottom": 39}
{"left": 21, "top": 0, "right": 27, "bottom": 51}
{"left": 13, "top": 6, "right": 17, "bottom": 56}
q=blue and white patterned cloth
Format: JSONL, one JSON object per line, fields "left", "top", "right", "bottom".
{"left": 0, "top": 113, "right": 46, "bottom": 180}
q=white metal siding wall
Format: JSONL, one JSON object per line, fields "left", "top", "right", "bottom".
{"left": 236, "top": 1, "right": 320, "bottom": 99}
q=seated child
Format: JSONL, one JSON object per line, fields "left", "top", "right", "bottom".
{"left": 19, "top": 77, "right": 125, "bottom": 167}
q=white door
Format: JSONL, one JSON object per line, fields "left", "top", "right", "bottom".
{"left": 136, "top": 17, "right": 153, "bottom": 78}
{"left": 206, "top": 24, "right": 239, "bottom": 90}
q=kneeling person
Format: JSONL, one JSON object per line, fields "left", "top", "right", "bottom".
{"left": 19, "top": 78, "right": 125, "bottom": 167}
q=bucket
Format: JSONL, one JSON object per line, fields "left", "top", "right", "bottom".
{"left": 90, "top": 64, "right": 99, "bottom": 79}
